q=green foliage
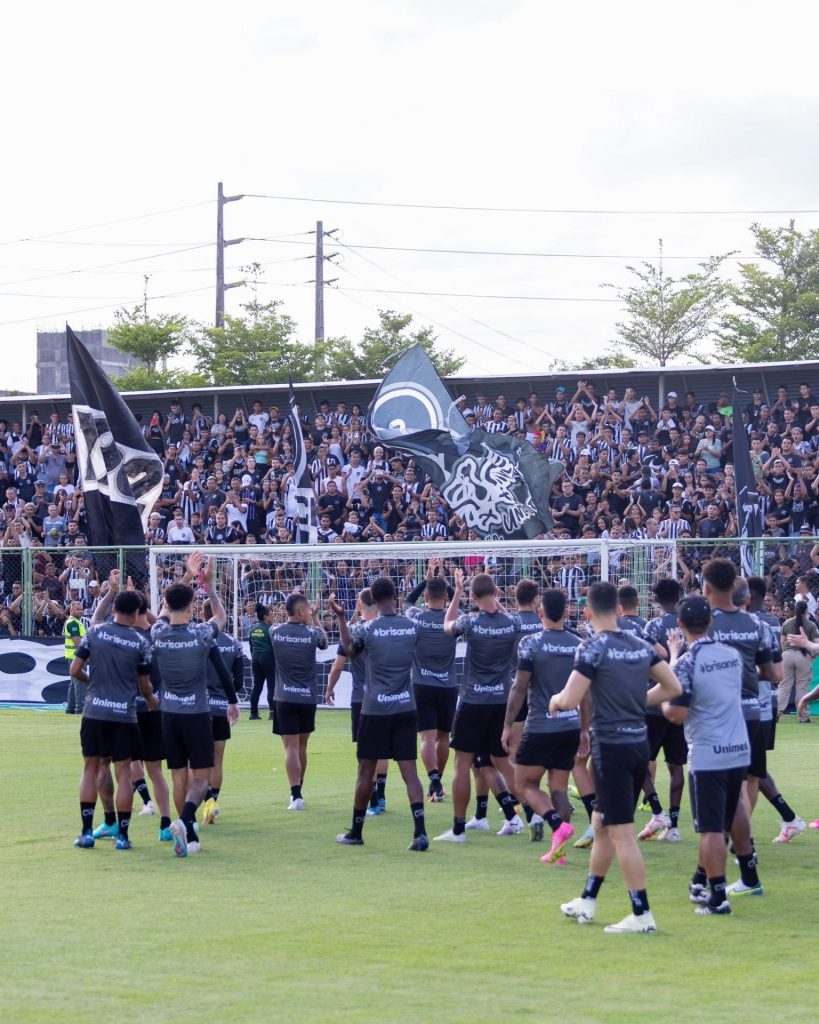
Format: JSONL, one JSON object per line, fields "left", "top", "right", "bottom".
{"left": 716, "top": 221, "right": 819, "bottom": 363}
{"left": 550, "top": 353, "right": 638, "bottom": 372}
{"left": 111, "top": 366, "right": 209, "bottom": 393}
{"left": 107, "top": 307, "right": 193, "bottom": 371}
{"left": 604, "top": 244, "right": 730, "bottom": 366}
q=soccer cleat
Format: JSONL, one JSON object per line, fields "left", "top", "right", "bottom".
{"left": 433, "top": 829, "right": 466, "bottom": 843}
{"left": 530, "top": 817, "right": 545, "bottom": 842}
{"left": 114, "top": 835, "right": 133, "bottom": 850}
{"left": 202, "top": 798, "right": 218, "bottom": 825}
{"left": 810, "top": 820, "right": 819, "bottom": 830}
{"left": 638, "top": 813, "right": 671, "bottom": 841}
{"left": 560, "top": 896, "right": 596, "bottom": 924}
{"left": 497, "top": 814, "right": 525, "bottom": 836}
{"left": 288, "top": 797, "right": 305, "bottom": 811}
{"left": 568, "top": 782, "right": 581, "bottom": 799}
{"left": 573, "top": 824, "right": 595, "bottom": 849}
{"left": 91, "top": 822, "right": 119, "bottom": 840}
{"left": 74, "top": 833, "right": 95, "bottom": 849}
{"left": 408, "top": 834, "right": 429, "bottom": 852}
{"left": 464, "top": 816, "right": 490, "bottom": 831}
{"left": 138, "top": 801, "right": 156, "bottom": 817}
{"left": 427, "top": 781, "right": 446, "bottom": 803}
{"left": 727, "top": 879, "right": 763, "bottom": 896}
{"left": 689, "top": 882, "right": 708, "bottom": 904}
{"left": 695, "top": 900, "right": 732, "bottom": 916}
{"left": 604, "top": 911, "right": 657, "bottom": 934}
{"left": 554, "top": 856, "right": 567, "bottom": 866}
{"left": 335, "top": 832, "right": 364, "bottom": 845}
{"left": 187, "top": 841, "right": 201, "bottom": 855}
{"left": 170, "top": 819, "right": 188, "bottom": 858}
{"left": 658, "top": 827, "right": 681, "bottom": 842}
{"left": 248, "top": 713, "right": 261, "bottom": 720}
{"left": 639, "top": 799, "right": 651, "bottom": 813}
{"left": 366, "top": 800, "right": 384, "bottom": 816}
{"left": 542, "top": 821, "right": 575, "bottom": 863}
{"left": 772, "top": 817, "right": 806, "bottom": 843}
{"left": 158, "top": 827, "right": 173, "bottom": 842}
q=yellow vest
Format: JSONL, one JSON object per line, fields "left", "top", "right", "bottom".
{"left": 64, "top": 616, "right": 87, "bottom": 660}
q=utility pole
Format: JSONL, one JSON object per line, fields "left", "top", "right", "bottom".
{"left": 215, "top": 181, "right": 245, "bottom": 328}
{"left": 311, "top": 221, "right": 339, "bottom": 373}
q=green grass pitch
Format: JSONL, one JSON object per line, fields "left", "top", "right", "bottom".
{"left": 1, "top": 708, "right": 816, "bottom": 1023}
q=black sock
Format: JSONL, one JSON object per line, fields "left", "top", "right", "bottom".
{"left": 291, "top": 784, "right": 302, "bottom": 800}
{"left": 581, "top": 873, "right": 604, "bottom": 900}
{"left": 545, "top": 809, "right": 564, "bottom": 832}
{"left": 160, "top": 816, "right": 171, "bottom": 830}
{"left": 428, "top": 769, "right": 441, "bottom": 786}
{"left": 181, "top": 800, "right": 198, "bottom": 842}
{"left": 376, "top": 774, "right": 387, "bottom": 800}
{"left": 581, "top": 794, "right": 596, "bottom": 821}
{"left": 351, "top": 806, "right": 367, "bottom": 839}
{"left": 453, "top": 816, "right": 466, "bottom": 835}
{"left": 476, "top": 795, "right": 489, "bottom": 820}
{"left": 117, "top": 811, "right": 130, "bottom": 839}
{"left": 410, "top": 802, "right": 426, "bottom": 838}
{"left": 522, "top": 802, "right": 535, "bottom": 823}
{"left": 768, "top": 792, "right": 796, "bottom": 823}
{"left": 369, "top": 783, "right": 379, "bottom": 808}
{"left": 629, "top": 889, "right": 650, "bottom": 916}
{"left": 708, "top": 875, "right": 727, "bottom": 907}
{"left": 498, "top": 791, "right": 517, "bottom": 821}
{"left": 132, "top": 778, "right": 151, "bottom": 806}
{"left": 669, "top": 806, "right": 680, "bottom": 828}
{"left": 80, "top": 801, "right": 95, "bottom": 834}
{"left": 691, "top": 865, "right": 707, "bottom": 887}
{"left": 737, "top": 853, "right": 760, "bottom": 888}
{"left": 207, "top": 786, "right": 221, "bottom": 802}
{"left": 104, "top": 810, "right": 116, "bottom": 827}
{"left": 647, "top": 793, "right": 663, "bottom": 816}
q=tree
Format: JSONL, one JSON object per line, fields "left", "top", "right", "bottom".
{"left": 604, "top": 243, "right": 730, "bottom": 366}
{"left": 716, "top": 221, "right": 819, "bottom": 363}
{"left": 112, "top": 366, "right": 209, "bottom": 393}
{"left": 107, "top": 307, "right": 193, "bottom": 372}
{"left": 549, "top": 353, "right": 637, "bottom": 372}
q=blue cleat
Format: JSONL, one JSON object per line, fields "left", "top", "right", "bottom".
{"left": 158, "top": 827, "right": 173, "bottom": 842}
{"left": 74, "top": 833, "right": 95, "bottom": 849}
{"left": 408, "top": 834, "right": 429, "bottom": 852}
{"left": 92, "top": 822, "right": 119, "bottom": 840}
{"left": 170, "top": 819, "right": 188, "bottom": 858}
{"left": 114, "top": 835, "right": 133, "bottom": 850}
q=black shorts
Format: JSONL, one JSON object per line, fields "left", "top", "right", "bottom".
{"left": 414, "top": 685, "right": 458, "bottom": 733}
{"left": 591, "top": 740, "right": 650, "bottom": 827}
{"left": 212, "top": 716, "right": 232, "bottom": 742}
{"left": 136, "top": 710, "right": 164, "bottom": 762}
{"left": 356, "top": 711, "right": 417, "bottom": 761}
{"left": 745, "top": 719, "right": 767, "bottom": 778}
{"left": 515, "top": 697, "right": 529, "bottom": 724}
{"left": 646, "top": 714, "right": 688, "bottom": 765}
{"left": 274, "top": 701, "right": 317, "bottom": 736}
{"left": 763, "top": 716, "right": 776, "bottom": 751}
{"left": 689, "top": 767, "right": 745, "bottom": 834}
{"left": 473, "top": 751, "right": 492, "bottom": 769}
{"left": 81, "top": 717, "right": 142, "bottom": 762}
{"left": 161, "top": 712, "right": 214, "bottom": 771}
{"left": 451, "top": 702, "right": 506, "bottom": 759}
{"left": 351, "top": 702, "right": 362, "bottom": 742}
{"left": 515, "top": 729, "right": 580, "bottom": 771}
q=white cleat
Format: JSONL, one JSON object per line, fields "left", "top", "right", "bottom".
{"left": 657, "top": 827, "right": 680, "bottom": 842}
{"left": 497, "top": 814, "right": 525, "bottom": 836}
{"left": 772, "top": 816, "right": 806, "bottom": 843}
{"left": 138, "top": 801, "right": 157, "bottom": 817}
{"left": 433, "top": 829, "right": 467, "bottom": 843}
{"left": 560, "top": 896, "right": 596, "bottom": 924}
{"left": 638, "top": 813, "right": 671, "bottom": 840}
{"left": 288, "top": 797, "right": 305, "bottom": 811}
{"left": 604, "top": 911, "right": 657, "bottom": 934}
{"left": 187, "top": 841, "right": 201, "bottom": 855}
{"left": 464, "top": 816, "right": 490, "bottom": 831}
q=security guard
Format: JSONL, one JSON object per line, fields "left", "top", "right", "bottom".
{"left": 64, "top": 600, "right": 87, "bottom": 714}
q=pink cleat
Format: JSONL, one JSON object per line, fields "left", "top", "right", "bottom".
{"left": 809, "top": 820, "right": 819, "bottom": 830}
{"left": 541, "top": 821, "right": 575, "bottom": 864}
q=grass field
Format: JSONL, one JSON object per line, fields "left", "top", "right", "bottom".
{"left": 1, "top": 708, "right": 817, "bottom": 1024}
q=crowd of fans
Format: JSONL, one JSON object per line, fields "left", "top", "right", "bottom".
{"left": 3, "top": 379, "right": 819, "bottom": 639}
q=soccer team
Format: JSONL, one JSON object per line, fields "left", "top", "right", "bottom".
{"left": 69, "top": 551, "right": 810, "bottom": 933}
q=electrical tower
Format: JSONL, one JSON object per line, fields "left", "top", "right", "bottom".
{"left": 215, "top": 182, "right": 245, "bottom": 328}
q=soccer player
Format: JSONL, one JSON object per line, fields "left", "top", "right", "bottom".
{"left": 640, "top": 578, "right": 687, "bottom": 842}
{"left": 70, "top": 591, "right": 156, "bottom": 850}
{"left": 664, "top": 597, "right": 749, "bottom": 916}
{"left": 151, "top": 554, "right": 240, "bottom": 858}
{"left": 271, "top": 594, "right": 327, "bottom": 810}
{"left": 506, "top": 578, "right": 545, "bottom": 764}
{"left": 202, "top": 600, "right": 245, "bottom": 826}
{"left": 329, "top": 578, "right": 429, "bottom": 851}
{"left": 502, "top": 589, "right": 585, "bottom": 860}
{"left": 249, "top": 603, "right": 276, "bottom": 721}
{"left": 434, "top": 570, "right": 524, "bottom": 843}
{"left": 403, "top": 559, "right": 458, "bottom": 802}
{"left": 551, "top": 581, "right": 681, "bottom": 933}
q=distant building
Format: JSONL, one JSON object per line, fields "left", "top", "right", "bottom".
{"left": 36, "top": 329, "right": 139, "bottom": 394}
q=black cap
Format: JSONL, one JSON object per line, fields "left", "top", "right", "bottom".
{"left": 678, "top": 596, "right": 711, "bottom": 628}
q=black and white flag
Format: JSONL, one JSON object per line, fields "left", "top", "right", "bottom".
{"left": 369, "top": 344, "right": 563, "bottom": 539}
{"left": 288, "top": 376, "right": 317, "bottom": 544}
{"left": 732, "top": 380, "right": 762, "bottom": 575}
{"left": 66, "top": 325, "right": 164, "bottom": 547}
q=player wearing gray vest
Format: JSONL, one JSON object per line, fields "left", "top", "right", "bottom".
{"left": 664, "top": 596, "right": 749, "bottom": 915}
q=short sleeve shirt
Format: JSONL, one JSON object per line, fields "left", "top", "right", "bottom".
{"left": 517, "top": 629, "right": 582, "bottom": 733}
{"left": 78, "top": 622, "right": 151, "bottom": 723}
{"left": 151, "top": 619, "right": 218, "bottom": 715}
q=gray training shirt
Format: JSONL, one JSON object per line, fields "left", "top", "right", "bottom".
{"left": 708, "top": 608, "right": 772, "bottom": 722}
{"left": 77, "top": 622, "right": 151, "bottom": 723}
{"left": 671, "top": 637, "right": 750, "bottom": 771}
{"left": 405, "top": 606, "right": 458, "bottom": 688}
{"left": 270, "top": 622, "right": 328, "bottom": 704}
{"left": 151, "top": 618, "right": 218, "bottom": 716}
{"left": 573, "top": 629, "right": 660, "bottom": 745}
{"left": 338, "top": 641, "right": 367, "bottom": 705}
{"left": 349, "top": 613, "right": 418, "bottom": 716}
{"left": 207, "top": 631, "right": 244, "bottom": 717}
{"left": 451, "top": 609, "right": 522, "bottom": 705}
{"left": 756, "top": 610, "right": 782, "bottom": 724}
{"left": 643, "top": 610, "right": 680, "bottom": 717}
{"left": 517, "top": 628, "right": 582, "bottom": 734}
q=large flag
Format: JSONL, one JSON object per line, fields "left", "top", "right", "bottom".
{"left": 66, "top": 325, "right": 164, "bottom": 547}
{"left": 288, "top": 375, "right": 317, "bottom": 544}
{"left": 731, "top": 380, "right": 763, "bottom": 575}
{"left": 369, "top": 344, "right": 563, "bottom": 539}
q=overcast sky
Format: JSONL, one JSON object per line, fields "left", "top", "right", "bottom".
{"left": 3, "top": 0, "right": 819, "bottom": 392}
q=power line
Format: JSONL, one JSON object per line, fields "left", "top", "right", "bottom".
{"left": 0, "top": 243, "right": 214, "bottom": 288}
{"left": 0, "top": 285, "right": 214, "bottom": 327}
{"left": 246, "top": 192, "right": 819, "bottom": 216}
{"left": 336, "top": 285, "right": 619, "bottom": 303}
